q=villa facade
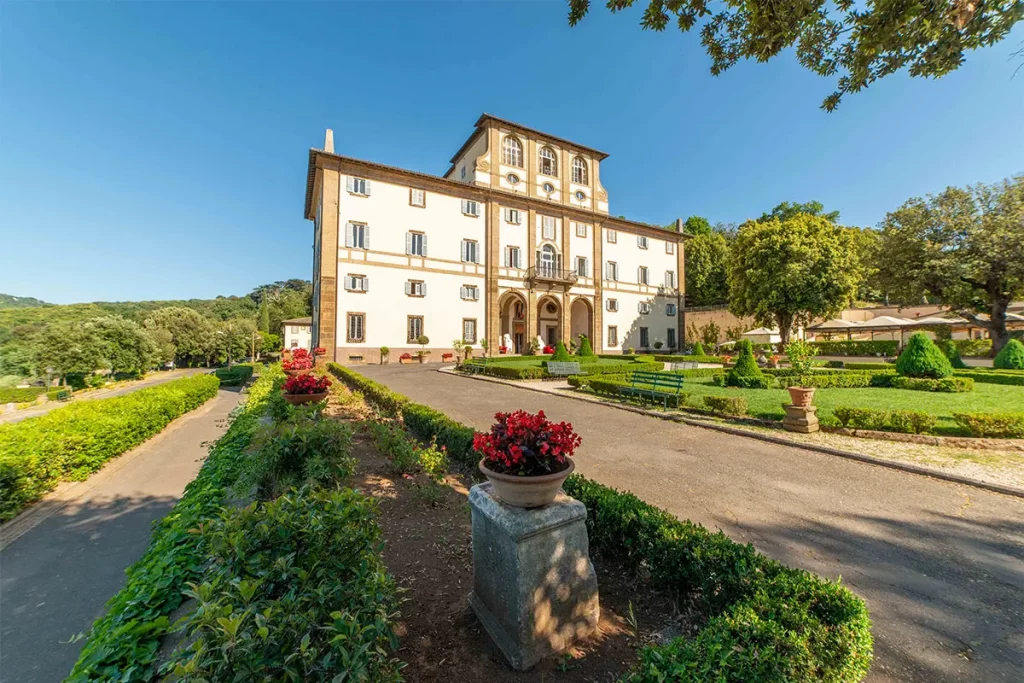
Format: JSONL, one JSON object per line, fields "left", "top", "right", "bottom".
{"left": 304, "top": 114, "right": 689, "bottom": 363}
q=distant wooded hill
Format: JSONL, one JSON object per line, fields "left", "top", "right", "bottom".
{"left": 0, "top": 294, "right": 50, "bottom": 309}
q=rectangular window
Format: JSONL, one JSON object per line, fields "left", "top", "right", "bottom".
{"left": 410, "top": 188, "right": 426, "bottom": 207}
{"left": 607, "top": 326, "right": 618, "bottom": 347}
{"left": 638, "top": 235, "right": 649, "bottom": 249}
{"left": 542, "top": 216, "right": 556, "bottom": 240}
{"left": 606, "top": 298, "right": 618, "bottom": 312}
{"left": 344, "top": 274, "right": 368, "bottom": 292}
{"left": 504, "top": 208, "right": 522, "bottom": 224}
{"left": 462, "top": 239, "right": 480, "bottom": 264}
{"left": 406, "top": 231, "right": 426, "bottom": 256}
{"left": 505, "top": 246, "right": 522, "bottom": 268}
{"left": 606, "top": 261, "right": 618, "bottom": 281}
{"left": 639, "top": 302, "right": 651, "bottom": 314}
{"left": 606, "top": 229, "right": 617, "bottom": 243}
{"left": 575, "top": 256, "right": 589, "bottom": 278}
{"left": 640, "top": 327, "right": 650, "bottom": 347}
{"left": 665, "top": 270, "right": 676, "bottom": 289}
{"left": 666, "top": 241, "right": 675, "bottom": 254}
{"left": 461, "top": 166, "right": 466, "bottom": 179}
{"left": 667, "top": 328, "right": 677, "bottom": 348}
{"left": 460, "top": 285, "right": 480, "bottom": 301}
{"left": 405, "top": 280, "right": 426, "bottom": 297}
{"left": 461, "top": 199, "right": 480, "bottom": 216}
{"left": 666, "top": 302, "right": 677, "bottom": 316}
{"left": 638, "top": 266, "right": 649, "bottom": 285}
{"left": 346, "top": 313, "right": 365, "bottom": 342}
{"left": 346, "top": 176, "right": 370, "bottom": 196}
{"left": 407, "top": 316, "right": 424, "bottom": 342}
{"left": 463, "top": 319, "right": 478, "bottom": 343}
{"left": 575, "top": 222, "right": 587, "bottom": 237}
{"left": 345, "top": 222, "right": 368, "bottom": 250}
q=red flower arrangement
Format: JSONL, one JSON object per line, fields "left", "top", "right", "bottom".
{"left": 400, "top": 353, "right": 412, "bottom": 360}
{"left": 283, "top": 373, "right": 331, "bottom": 395}
{"left": 542, "top": 345, "right": 555, "bottom": 354}
{"left": 282, "top": 348, "right": 313, "bottom": 371}
{"left": 442, "top": 352, "right": 454, "bottom": 362}
{"left": 473, "top": 410, "right": 581, "bottom": 477}
{"left": 313, "top": 346, "right": 326, "bottom": 355}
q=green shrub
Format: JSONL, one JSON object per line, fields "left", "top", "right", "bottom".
{"left": 580, "top": 362, "right": 644, "bottom": 376}
{"left": 65, "top": 365, "right": 283, "bottom": 682}
{"left": 952, "top": 412, "right": 1024, "bottom": 438}
{"left": 732, "top": 375, "right": 774, "bottom": 389}
{"left": 669, "top": 368, "right": 726, "bottom": 379}
{"left": 0, "top": 374, "right": 221, "bottom": 521}
{"left": 895, "top": 333, "right": 954, "bottom": 379}
{"left": 327, "top": 363, "right": 407, "bottom": 416}
{"left": 691, "top": 341, "right": 706, "bottom": 356}
{"left": 703, "top": 395, "right": 748, "bottom": 415}
{"left": 775, "top": 373, "right": 874, "bottom": 389}
{"left": 483, "top": 365, "right": 546, "bottom": 380}
{"left": 890, "top": 376, "right": 973, "bottom": 392}
{"left": 551, "top": 340, "right": 572, "bottom": 361}
{"left": 809, "top": 340, "right": 898, "bottom": 356}
{"left": 401, "top": 403, "right": 476, "bottom": 468}
{"left": 993, "top": 338, "right": 1024, "bottom": 370}
{"left": 577, "top": 334, "right": 595, "bottom": 357}
{"left": 952, "top": 369, "right": 1024, "bottom": 386}
{"left": 833, "top": 407, "right": 889, "bottom": 430}
{"left": 172, "top": 487, "right": 401, "bottom": 682}
{"left": 888, "top": 410, "right": 937, "bottom": 434}
{"left": 939, "top": 340, "right": 969, "bottom": 369}
{"left": 367, "top": 419, "right": 420, "bottom": 474}
{"left": 953, "top": 338, "right": 992, "bottom": 357}
{"left": 725, "top": 340, "right": 765, "bottom": 388}
{"left": 844, "top": 362, "right": 896, "bottom": 371}
{"left": 825, "top": 360, "right": 845, "bottom": 368}
{"left": 213, "top": 364, "right": 254, "bottom": 386}
{"left": 654, "top": 354, "right": 726, "bottom": 364}
{"left": 0, "top": 386, "right": 45, "bottom": 403}
{"left": 46, "top": 387, "right": 73, "bottom": 401}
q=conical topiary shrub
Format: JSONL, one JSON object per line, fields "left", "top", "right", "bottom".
{"left": 577, "top": 334, "right": 595, "bottom": 357}
{"left": 692, "top": 341, "right": 706, "bottom": 356}
{"left": 551, "top": 340, "right": 572, "bottom": 362}
{"left": 725, "top": 340, "right": 769, "bottom": 387}
{"left": 895, "top": 333, "right": 953, "bottom": 378}
{"left": 994, "top": 338, "right": 1024, "bottom": 370}
{"left": 939, "top": 340, "right": 968, "bottom": 369}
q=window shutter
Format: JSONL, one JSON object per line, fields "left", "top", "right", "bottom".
{"left": 460, "top": 286, "right": 467, "bottom": 299}
{"left": 364, "top": 179, "right": 371, "bottom": 195}
{"left": 344, "top": 223, "right": 354, "bottom": 248}
{"left": 405, "top": 281, "right": 411, "bottom": 295}
{"left": 405, "top": 233, "right": 412, "bottom": 255}
{"left": 421, "top": 281, "right": 427, "bottom": 296}
{"left": 363, "top": 226, "right": 370, "bottom": 250}
{"left": 461, "top": 199, "right": 468, "bottom": 214}
{"left": 362, "top": 276, "right": 369, "bottom": 291}
{"left": 346, "top": 176, "right": 354, "bottom": 192}
{"left": 421, "top": 234, "right": 428, "bottom": 257}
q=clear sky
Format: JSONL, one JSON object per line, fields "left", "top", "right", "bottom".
{"left": 1, "top": 2, "right": 1021, "bottom": 305}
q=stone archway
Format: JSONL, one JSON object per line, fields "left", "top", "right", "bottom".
{"left": 536, "top": 296, "right": 561, "bottom": 348}
{"left": 498, "top": 291, "right": 528, "bottom": 354}
{"left": 570, "top": 298, "right": 593, "bottom": 347}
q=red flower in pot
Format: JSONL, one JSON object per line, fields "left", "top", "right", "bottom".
{"left": 281, "top": 373, "right": 331, "bottom": 405}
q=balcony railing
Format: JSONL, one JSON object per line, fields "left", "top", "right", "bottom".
{"left": 527, "top": 266, "right": 578, "bottom": 285}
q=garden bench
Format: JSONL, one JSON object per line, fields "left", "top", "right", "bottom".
{"left": 547, "top": 361, "right": 583, "bottom": 377}
{"left": 618, "top": 370, "right": 686, "bottom": 408}
{"left": 462, "top": 359, "right": 487, "bottom": 374}
{"left": 52, "top": 390, "right": 72, "bottom": 402}
{"left": 668, "top": 361, "right": 699, "bottom": 371}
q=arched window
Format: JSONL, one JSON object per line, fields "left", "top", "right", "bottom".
{"left": 539, "top": 147, "right": 557, "bottom": 177}
{"left": 538, "top": 243, "right": 561, "bottom": 277}
{"left": 572, "top": 156, "right": 588, "bottom": 184}
{"left": 502, "top": 136, "right": 523, "bottom": 167}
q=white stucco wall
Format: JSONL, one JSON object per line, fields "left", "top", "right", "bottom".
{"left": 283, "top": 324, "right": 312, "bottom": 351}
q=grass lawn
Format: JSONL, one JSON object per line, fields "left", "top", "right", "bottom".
{"left": 484, "top": 357, "right": 638, "bottom": 369}
{"left": 662, "top": 377, "right": 1023, "bottom": 436}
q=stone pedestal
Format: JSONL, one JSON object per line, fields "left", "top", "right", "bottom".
{"left": 468, "top": 482, "right": 599, "bottom": 670}
{"left": 783, "top": 404, "right": 819, "bottom": 433}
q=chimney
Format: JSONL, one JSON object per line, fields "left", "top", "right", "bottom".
{"left": 324, "top": 129, "right": 334, "bottom": 153}
{"left": 675, "top": 218, "right": 684, "bottom": 233}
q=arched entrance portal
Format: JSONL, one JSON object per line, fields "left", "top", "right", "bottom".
{"left": 537, "top": 296, "right": 561, "bottom": 348}
{"left": 570, "top": 298, "right": 593, "bottom": 347}
{"left": 498, "top": 292, "right": 528, "bottom": 354}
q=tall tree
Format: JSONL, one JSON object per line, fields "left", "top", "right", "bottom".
{"left": 759, "top": 201, "right": 840, "bottom": 224}
{"left": 874, "top": 176, "right": 1024, "bottom": 354}
{"left": 144, "top": 307, "right": 215, "bottom": 367}
{"left": 685, "top": 231, "right": 731, "bottom": 306}
{"left": 683, "top": 215, "right": 713, "bottom": 236}
{"left": 567, "top": 1, "right": 1023, "bottom": 111}
{"left": 258, "top": 295, "right": 270, "bottom": 334}
{"left": 729, "top": 214, "right": 860, "bottom": 347}
{"left": 92, "top": 316, "right": 159, "bottom": 376}
{"left": 33, "top": 321, "right": 106, "bottom": 384}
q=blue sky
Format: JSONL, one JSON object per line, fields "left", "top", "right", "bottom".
{"left": 1, "top": 2, "right": 1021, "bottom": 305}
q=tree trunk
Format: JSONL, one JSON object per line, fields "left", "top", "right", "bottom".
{"left": 775, "top": 313, "right": 794, "bottom": 352}
{"left": 990, "top": 295, "right": 1010, "bottom": 356}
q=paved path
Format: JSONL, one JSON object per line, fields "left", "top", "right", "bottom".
{"left": 0, "top": 386, "right": 244, "bottom": 683}
{"left": 0, "top": 368, "right": 208, "bottom": 425}
{"left": 358, "top": 364, "right": 1024, "bottom": 683}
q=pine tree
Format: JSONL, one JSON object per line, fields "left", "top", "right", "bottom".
{"left": 551, "top": 340, "right": 571, "bottom": 361}
{"left": 896, "top": 333, "right": 953, "bottom": 378}
{"left": 258, "top": 295, "right": 270, "bottom": 334}
{"left": 577, "top": 334, "right": 595, "bottom": 357}
{"left": 993, "top": 338, "right": 1024, "bottom": 370}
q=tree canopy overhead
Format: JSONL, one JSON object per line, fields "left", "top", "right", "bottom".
{"left": 567, "top": 0, "right": 1023, "bottom": 110}
{"left": 759, "top": 201, "right": 840, "bottom": 224}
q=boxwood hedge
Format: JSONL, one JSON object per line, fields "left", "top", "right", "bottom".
{"left": 0, "top": 386, "right": 46, "bottom": 403}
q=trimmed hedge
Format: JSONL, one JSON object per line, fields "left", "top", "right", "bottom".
{"left": 703, "top": 395, "right": 748, "bottom": 415}
{"left": 953, "top": 338, "right": 992, "bottom": 357}
{"left": 889, "top": 376, "right": 973, "bottom": 393}
{"left": 832, "top": 407, "right": 938, "bottom": 434}
{"left": 952, "top": 369, "right": 1024, "bottom": 386}
{"left": 809, "top": 340, "right": 898, "bottom": 356}
{"left": 212, "top": 364, "right": 254, "bottom": 386}
{"left": 482, "top": 365, "right": 546, "bottom": 380}
{"left": 65, "top": 366, "right": 282, "bottom": 682}
{"left": 0, "top": 386, "right": 46, "bottom": 403}
{"left": 844, "top": 362, "right": 896, "bottom": 371}
{"left": 655, "top": 354, "right": 726, "bottom": 364}
{"left": 401, "top": 402, "right": 476, "bottom": 469}
{"left": 993, "top": 339, "right": 1024, "bottom": 370}
{"left": 952, "top": 412, "right": 1024, "bottom": 438}
{"left": 0, "top": 374, "right": 221, "bottom": 522}
{"left": 888, "top": 410, "right": 938, "bottom": 434}
{"left": 327, "top": 363, "right": 407, "bottom": 416}
{"left": 833, "top": 407, "right": 889, "bottom": 431}
{"left": 895, "top": 333, "right": 953, "bottom": 379}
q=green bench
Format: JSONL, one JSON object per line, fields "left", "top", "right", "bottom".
{"left": 546, "top": 361, "right": 583, "bottom": 377}
{"left": 461, "top": 359, "right": 487, "bottom": 374}
{"left": 51, "top": 389, "right": 72, "bottom": 402}
{"left": 618, "top": 371, "right": 686, "bottom": 408}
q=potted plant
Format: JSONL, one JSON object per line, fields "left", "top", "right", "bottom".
{"left": 442, "top": 352, "right": 454, "bottom": 363}
{"left": 380, "top": 346, "right": 390, "bottom": 365}
{"left": 480, "top": 338, "right": 489, "bottom": 358}
{"left": 785, "top": 339, "right": 817, "bottom": 407}
{"left": 415, "top": 335, "right": 431, "bottom": 363}
{"left": 282, "top": 348, "right": 313, "bottom": 376}
{"left": 473, "top": 410, "right": 582, "bottom": 508}
{"left": 399, "top": 352, "right": 413, "bottom": 365}
{"left": 654, "top": 340, "right": 664, "bottom": 350}
{"left": 281, "top": 373, "right": 331, "bottom": 405}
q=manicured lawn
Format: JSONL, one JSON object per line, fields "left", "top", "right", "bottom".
{"left": 484, "top": 357, "right": 637, "bottom": 369}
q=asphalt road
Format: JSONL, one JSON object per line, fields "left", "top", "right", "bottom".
{"left": 0, "top": 386, "right": 244, "bottom": 683}
{"left": 357, "top": 363, "right": 1024, "bottom": 683}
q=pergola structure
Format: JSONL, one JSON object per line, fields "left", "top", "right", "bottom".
{"left": 806, "top": 312, "right": 1024, "bottom": 345}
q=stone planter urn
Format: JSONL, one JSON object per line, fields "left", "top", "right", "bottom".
{"left": 283, "top": 367, "right": 313, "bottom": 377}
{"left": 787, "top": 386, "right": 816, "bottom": 408}
{"left": 282, "top": 391, "right": 328, "bottom": 405}
{"left": 479, "top": 458, "right": 575, "bottom": 508}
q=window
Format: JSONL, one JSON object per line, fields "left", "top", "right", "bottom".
{"left": 667, "top": 328, "right": 677, "bottom": 349}
{"left": 575, "top": 256, "right": 589, "bottom": 277}
{"left": 575, "top": 222, "right": 587, "bottom": 237}
{"left": 460, "top": 285, "right": 480, "bottom": 301}
{"left": 574, "top": 190, "right": 586, "bottom": 201}
{"left": 407, "top": 316, "right": 424, "bottom": 342}
{"left": 638, "top": 266, "right": 649, "bottom": 285}
{"left": 640, "top": 327, "right": 650, "bottom": 347}
{"left": 406, "top": 231, "right": 426, "bottom": 256}
{"left": 606, "top": 261, "right": 618, "bottom": 281}
{"left": 460, "top": 166, "right": 466, "bottom": 180}
{"left": 638, "top": 235, "right": 649, "bottom": 249}
{"left": 542, "top": 181, "right": 555, "bottom": 194}
{"left": 572, "top": 156, "right": 588, "bottom": 184}
{"left": 606, "top": 229, "right": 617, "bottom": 244}
{"left": 505, "top": 246, "right": 522, "bottom": 268}
{"left": 539, "top": 147, "right": 557, "bottom": 176}
{"left": 405, "top": 280, "right": 426, "bottom": 297}
{"left": 542, "top": 215, "right": 556, "bottom": 240}
{"left": 506, "top": 173, "right": 520, "bottom": 185}
{"left": 504, "top": 208, "right": 522, "bottom": 224}
{"left": 639, "top": 302, "right": 651, "bottom": 314}
{"left": 346, "top": 313, "right": 365, "bottom": 343}
{"left": 463, "top": 319, "right": 478, "bottom": 344}
{"left": 665, "top": 270, "right": 676, "bottom": 289}
{"left": 666, "top": 241, "right": 675, "bottom": 255}
{"left": 461, "top": 199, "right": 480, "bottom": 217}
{"left": 462, "top": 239, "right": 480, "bottom": 263}
{"left": 346, "top": 176, "right": 370, "bottom": 196}
{"left": 344, "top": 274, "right": 368, "bottom": 292}
{"left": 606, "top": 298, "right": 619, "bottom": 312}
{"left": 345, "top": 222, "right": 369, "bottom": 249}
{"left": 410, "top": 188, "right": 426, "bottom": 207}
{"left": 607, "top": 326, "right": 618, "bottom": 347}
{"left": 666, "top": 302, "right": 677, "bottom": 316}
{"left": 502, "top": 136, "right": 523, "bottom": 167}
{"left": 538, "top": 244, "right": 558, "bottom": 275}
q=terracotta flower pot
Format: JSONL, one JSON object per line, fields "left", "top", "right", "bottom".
{"left": 787, "top": 386, "right": 816, "bottom": 408}
{"left": 478, "top": 457, "right": 575, "bottom": 508}
{"left": 282, "top": 391, "right": 328, "bottom": 405}
{"left": 283, "top": 367, "right": 312, "bottom": 377}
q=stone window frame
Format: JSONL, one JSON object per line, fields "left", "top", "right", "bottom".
{"left": 607, "top": 325, "right": 618, "bottom": 347}
{"left": 539, "top": 146, "right": 558, "bottom": 177}
{"left": 462, "top": 318, "right": 478, "bottom": 344}
{"left": 407, "top": 315, "right": 425, "bottom": 343}
{"left": 409, "top": 188, "right": 426, "bottom": 207}
{"left": 346, "top": 312, "right": 366, "bottom": 343}
{"left": 502, "top": 136, "right": 524, "bottom": 167}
